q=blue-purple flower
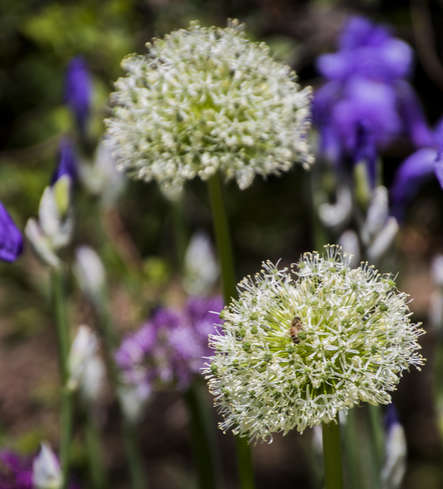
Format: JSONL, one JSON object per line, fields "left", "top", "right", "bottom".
{"left": 0, "top": 451, "right": 32, "bottom": 489}
{"left": 116, "top": 296, "right": 223, "bottom": 394}
{"left": 382, "top": 404, "right": 407, "bottom": 488}
{"left": 0, "top": 448, "right": 79, "bottom": 489}
{"left": 51, "top": 139, "right": 77, "bottom": 185}
{"left": 313, "top": 16, "right": 432, "bottom": 185}
{"left": 0, "top": 202, "right": 23, "bottom": 263}
{"left": 65, "top": 57, "right": 91, "bottom": 134}
{"left": 391, "top": 118, "right": 443, "bottom": 218}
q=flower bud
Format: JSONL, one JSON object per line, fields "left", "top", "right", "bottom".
{"left": 318, "top": 184, "right": 352, "bottom": 229}
{"left": 183, "top": 232, "right": 219, "bottom": 295}
{"left": 25, "top": 219, "right": 60, "bottom": 269}
{"left": 80, "top": 139, "right": 125, "bottom": 207}
{"left": 431, "top": 255, "right": 443, "bottom": 288}
{"left": 74, "top": 246, "right": 106, "bottom": 303}
{"left": 32, "top": 443, "right": 62, "bottom": 489}
{"left": 367, "top": 217, "right": 399, "bottom": 263}
{"left": 338, "top": 230, "right": 360, "bottom": 267}
{"left": 118, "top": 384, "right": 151, "bottom": 423}
{"left": 68, "top": 325, "right": 105, "bottom": 402}
{"left": 381, "top": 404, "right": 406, "bottom": 489}
{"left": 362, "top": 186, "right": 389, "bottom": 242}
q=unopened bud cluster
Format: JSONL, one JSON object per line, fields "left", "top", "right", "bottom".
{"left": 204, "top": 246, "right": 424, "bottom": 442}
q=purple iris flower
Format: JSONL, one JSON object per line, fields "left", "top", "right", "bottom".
{"left": 0, "top": 451, "right": 32, "bottom": 489}
{"left": 51, "top": 139, "right": 77, "bottom": 184}
{"left": 313, "top": 16, "right": 432, "bottom": 184}
{"left": 65, "top": 57, "right": 91, "bottom": 134}
{"left": 391, "top": 118, "right": 443, "bottom": 219}
{"left": 317, "top": 16, "right": 412, "bottom": 83}
{"left": 0, "top": 202, "right": 23, "bottom": 262}
{"left": 384, "top": 403, "right": 400, "bottom": 433}
{"left": 116, "top": 296, "right": 223, "bottom": 392}
{"left": 0, "top": 450, "right": 79, "bottom": 489}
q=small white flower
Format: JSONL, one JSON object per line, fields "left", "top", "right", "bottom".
{"left": 25, "top": 219, "right": 60, "bottom": 269}
{"left": 80, "top": 139, "right": 125, "bottom": 206}
{"left": 74, "top": 246, "right": 106, "bottom": 303}
{"left": 381, "top": 408, "right": 407, "bottom": 489}
{"left": 32, "top": 443, "right": 62, "bottom": 489}
{"left": 362, "top": 186, "right": 389, "bottom": 241}
{"left": 319, "top": 184, "right": 352, "bottom": 229}
{"left": 68, "top": 325, "right": 105, "bottom": 402}
{"left": 367, "top": 217, "right": 399, "bottom": 263}
{"left": 105, "top": 20, "right": 313, "bottom": 197}
{"left": 183, "top": 231, "right": 219, "bottom": 295}
{"left": 204, "top": 245, "right": 424, "bottom": 442}
{"left": 25, "top": 177, "right": 73, "bottom": 268}
{"left": 118, "top": 383, "right": 151, "bottom": 423}
{"left": 338, "top": 230, "right": 360, "bottom": 267}
{"left": 431, "top": 255, "right": 443, "bottom": 288}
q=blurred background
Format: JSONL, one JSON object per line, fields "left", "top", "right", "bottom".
{"left": 1, "top": 0, "right": 443, "bottom": 488}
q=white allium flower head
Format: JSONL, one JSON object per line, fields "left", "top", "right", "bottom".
{"left": 204, "top": 245, "right": 425, "bottom": 442}
{"left": 105, "top": 20, "right": 313, "bottom": 198}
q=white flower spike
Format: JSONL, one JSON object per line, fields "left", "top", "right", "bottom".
{"left": 204, "top": 245, "right": 425, "bottom": 442}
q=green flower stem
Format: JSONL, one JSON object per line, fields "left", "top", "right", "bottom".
{"left": 309, "top": 166, "right": 328, "bottom": 251}
{"left": 95, "top": 299, "right": 148, "bottom": 489}
{"left": 172, "top": 198, "right": 187, "bottom": 269}
{"left": 207, "top": 173, "right": 236, "bottom": 301}
{"left": 51, "top": 268, "right": 73, "bottom": 489}
{"left": 322, "top": 419, "right": 343, "bottom": 489}
{"left": 207, "top": 173, "right": 255, "bottom": 489}
{"left": 368, "top": 405, "right": 384, "bottom": 488}
{"left": 184, "top": 380, "right": 221, "bottom": 489}
{"left": 343, "top": 410, "right": 363, "bottom": 489}
{"left": 85, "top": 408, "right": 107, "bottom": 489}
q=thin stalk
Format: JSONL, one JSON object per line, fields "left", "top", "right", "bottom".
{"left": 207, "top": 173, "right": 255, "bottom": 489}
{"left": 309, "top": 166, "right": 328, "bottom": 251}
{"left": 207, "top": 174, "right": 236, "bottom": 301}
{"left": 184, "top": 380, "right": 221, "bottom": 489}
{"left": 95, "top": 299, "right": 148, "bottom": 489}
{"left": 367, "top": 405, "right": 384, "bottom": 488}
{"left": 85, "top": 408, "right": 107, "bottom": 489}
{"left": 51, "top": 268, "right": 73, "bottom": 489}
{"left": 172, "top": 198, "right": 187, "bottom": 269}
{"left": 343, "top": 410, "right": 364, "bottom": 489}
{"left": 322, "top": 420, "right": 344, "bottom": 489}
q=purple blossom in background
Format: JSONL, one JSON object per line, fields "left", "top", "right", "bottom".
{"left": 313, "top": 16, "right": 432, "bottom": 184}
{"left": 384, "top": 403, "right": 400, "bottom": 433}
{"left": 391, "top": 118, "right": 443, "bottom": 219}
{"left": 0, "top": 449, "right": 80, "bottom": 489}
{"left": 65, "top": 57, "right": 91, "bottom": 134}
{"left": 116, "top": 296, "right": 223, "bottom": 393}
{"left": 51, "top": 139, "right": 77, "bottom": 184}
{"left": 0, "top": 451, "right": 32, "bottom": 489}
{"left": 0, "top": 202, "right": 23, "bottom": 263}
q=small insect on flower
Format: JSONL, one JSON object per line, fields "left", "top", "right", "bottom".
{"left": 203, "top": 245, "right": 425, "bottom": 442}
{"left": 289, "top": 316, "right": 303, "bottom": 344}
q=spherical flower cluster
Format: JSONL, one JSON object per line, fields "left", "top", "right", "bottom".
{"left": 105, "top": 20, "right": 313, "bottom": 198}
{"left": 116, "top": 296, "right": 223, "bottom": 397}
{"left": 203, "top": 246, "right": 424, "bottom": 442}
